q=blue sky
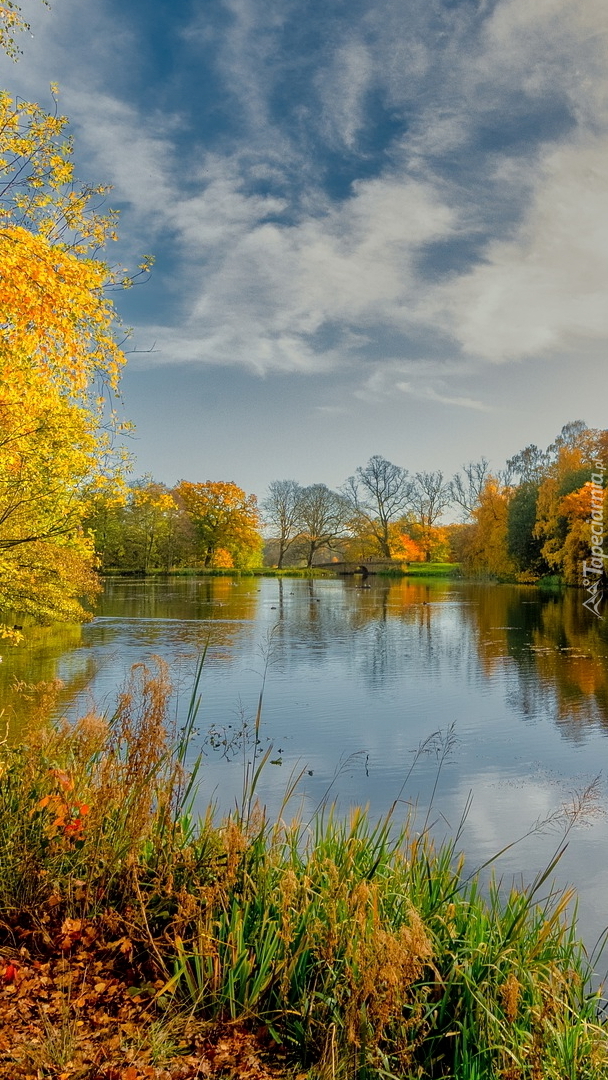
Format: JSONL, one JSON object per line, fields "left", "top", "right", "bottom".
{"left": 2, "top": 0, "right": 608, "bottom": 497}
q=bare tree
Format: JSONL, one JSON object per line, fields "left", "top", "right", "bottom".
{"left": 295, "top": 484, "right": 350, "bottom": 567}
{"left": 504, "top": 445, "right": 549, "bottom": 486}
{"left": 449, "top": 458, "right": 490, "bottom": 519}
{"left": 411, "top": 471, "right": 451, "bottom": 560}
{"left": 261, "top": 480, "right": 303, "bottom": 568}
{"left": 549, "top": 420, "right": 589, "bottom": 452}
{"left": 344, "top": 455, "right": 414, "bottom": 559}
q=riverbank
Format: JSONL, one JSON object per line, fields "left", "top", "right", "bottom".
{"left": 0, "top": 658, "right": 606, "bottom": 1079}
{"left": 100, "top": 562, "right": 462, "bottom": 579}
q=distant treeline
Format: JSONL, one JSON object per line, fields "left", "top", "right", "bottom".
{"left": 86, "top": 421, "right": 607, "bottom": 584}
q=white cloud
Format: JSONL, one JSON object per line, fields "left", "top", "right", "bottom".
{"left": 442, "top": 135, "right": 608, "bottom": 363}
{"left": 315, "top": 39, "right": 373, "bottom": 150}
{"left": 395, "top": 383, "right": 492, "bottom": 411}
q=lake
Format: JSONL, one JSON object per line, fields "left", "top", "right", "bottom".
{"left": 3, "top": 574, "right": 608, "bottom": 960}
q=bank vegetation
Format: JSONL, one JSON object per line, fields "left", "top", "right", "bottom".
{"left": 0, "top": 659, "right": 606, "bottom": 1079}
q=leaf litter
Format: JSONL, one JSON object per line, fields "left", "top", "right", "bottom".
{"left": 0, "top": 917, "right": 290, "bottom": 1080}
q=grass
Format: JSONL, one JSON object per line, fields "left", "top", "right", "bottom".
{"left": 399, "top": 562, "right": 461, "bottom": 577}
{"left": 0, "top": 660, "right": 606, "bottom": 1078}
{"left": 105, "top": 565, "right": 464, "bottom": 582}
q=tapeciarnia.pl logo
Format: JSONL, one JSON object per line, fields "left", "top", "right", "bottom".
{"left": 582, "top": 461, "right": 605, "bottom": 618}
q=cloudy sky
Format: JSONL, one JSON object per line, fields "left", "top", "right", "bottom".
{"left": 2, "top": 0, "right": 608, "bottom": 497}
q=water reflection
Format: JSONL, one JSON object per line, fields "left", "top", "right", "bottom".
{"left": 4, "top": 576, "right": 608, "bottom": 741}
{"left": 0, "top": 622, "right": 91, "bottom": 734}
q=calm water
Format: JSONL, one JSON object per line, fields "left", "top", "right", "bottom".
{"left": 3, "top": 574, "right": 608, "bottom": 957}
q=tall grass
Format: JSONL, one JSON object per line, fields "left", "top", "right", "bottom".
{"left": 0, "top": 659, "right": 606, "bottom": 1078}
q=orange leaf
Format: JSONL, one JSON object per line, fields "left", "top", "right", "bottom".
{"left": 50, "top": 768, "right": 73, "bottom": 791}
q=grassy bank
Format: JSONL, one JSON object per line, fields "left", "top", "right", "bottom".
{"left": 0, "top": 661, "right": 606, "bottom": 1079}
{"left": 384, "top": 563, "right": 460, "bottom": 578}
{"left": 102, "top": 567, "right": 338, "bottom": 578}
{"left": 102, "top": 564, "right": 460, "bottom": 580}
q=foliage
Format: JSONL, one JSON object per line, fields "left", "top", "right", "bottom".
{"left": 0, "top": 0, "right": 44, "bottom": 59}
{"left": 453, "top": 424, "right": 608, "bottom": 583}
{"left": 404, "top": 518, "right": 452, "bottom": 563}
{"left": 534, "top": 426, "right": 608, "bottom": 583}
{"left": 553, "top": 482, "right": 608, "bottom": 586}
{"left": 507, "top": 481, "right": 546, "bottom": 576}
{"left": 0, "top": 661, "right": 606, "bottom": 1079}
{"left": 459, "top": 478, "right": 516, "bottom": 580}
{"left": 0, "top": 86, "right": 149, "bottom": 627}
{"left": 175, "top": 481, "right": 262, "bottom": 569}
{"left": 87, "top": 478, "right": 194, "bottom": 573}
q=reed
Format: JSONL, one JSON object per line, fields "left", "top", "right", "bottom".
{"left": 0, "top": 659, "right": 606, "bottom": 1079}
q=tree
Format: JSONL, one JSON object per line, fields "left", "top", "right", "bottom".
{"left": 506, "top": 482, "right": 546, "bottom": 577}
{"left": 86, "top": 479, "right": 197, "bottom": 572}
{"left": 261, "top": 480, "right": 303, "bottom": 568}
{"left": 449, "top": 458, "right": 490, "bottom": 519}
{"left": 295, "top": 484, "right": 350, "bottom": 567}
{"left": 533, "top": 424, "right": 606, "bottom": 581}
{"left": 557, "top": 483, "right": 607, "bottom": 585}
{"left": 505, "top": 445, "right": 549, "bottom": 485}
{"left": 175, "top": 481, "right": 262, "bottom": 568}
{"left": 459, "top": 478, "right": 516, "bottom": 579}
{"left": 410, "top": 471, "right": 451, "bottom": 561}
{"left": 344, "top": 456, "right": 414, "bottom": 559}
{"left": 404, "top": 519, "right": 452, "bottom": 563}
{"left": 0, "top": 88, "right": 146, "bottom": 631}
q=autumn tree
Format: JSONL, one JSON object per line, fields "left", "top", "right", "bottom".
{"left": 404, "top": 518, "right": 452, "bottom": 562}
{"left": 175, "top": 481, "right": 262, "bottom": 568}
{"left": 533, "top": 423, "right": 606, "bottom": 582}
{"left": 383, "top": 523, "right": 424, "bottom": 562}
{"left": 459, "top": 478, "right": 516, "bottom": 579}
{"left": 86, "top": 478, "right": 194, "bottom": 573}
{"left": 344, "top": 456, "right": 414, "bottom": 559}
{"left": 0, "top": 84, "right": 149, "bottom": 631}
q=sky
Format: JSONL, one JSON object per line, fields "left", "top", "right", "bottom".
{"left": 2, "top": 0, "right": 608, "bottom": 499}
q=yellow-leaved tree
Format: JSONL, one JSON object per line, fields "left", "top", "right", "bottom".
{"left": 533, "top": 426, "right": 608, "bottom": 584}
{"left": 175, "top": 481, "right": 263, "bottom": 568}
{"left": 0, "top": 86, "right": 148, "bottom": 632}
{"left": 459, "top": 478, "right": 516, "bottom": 579}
